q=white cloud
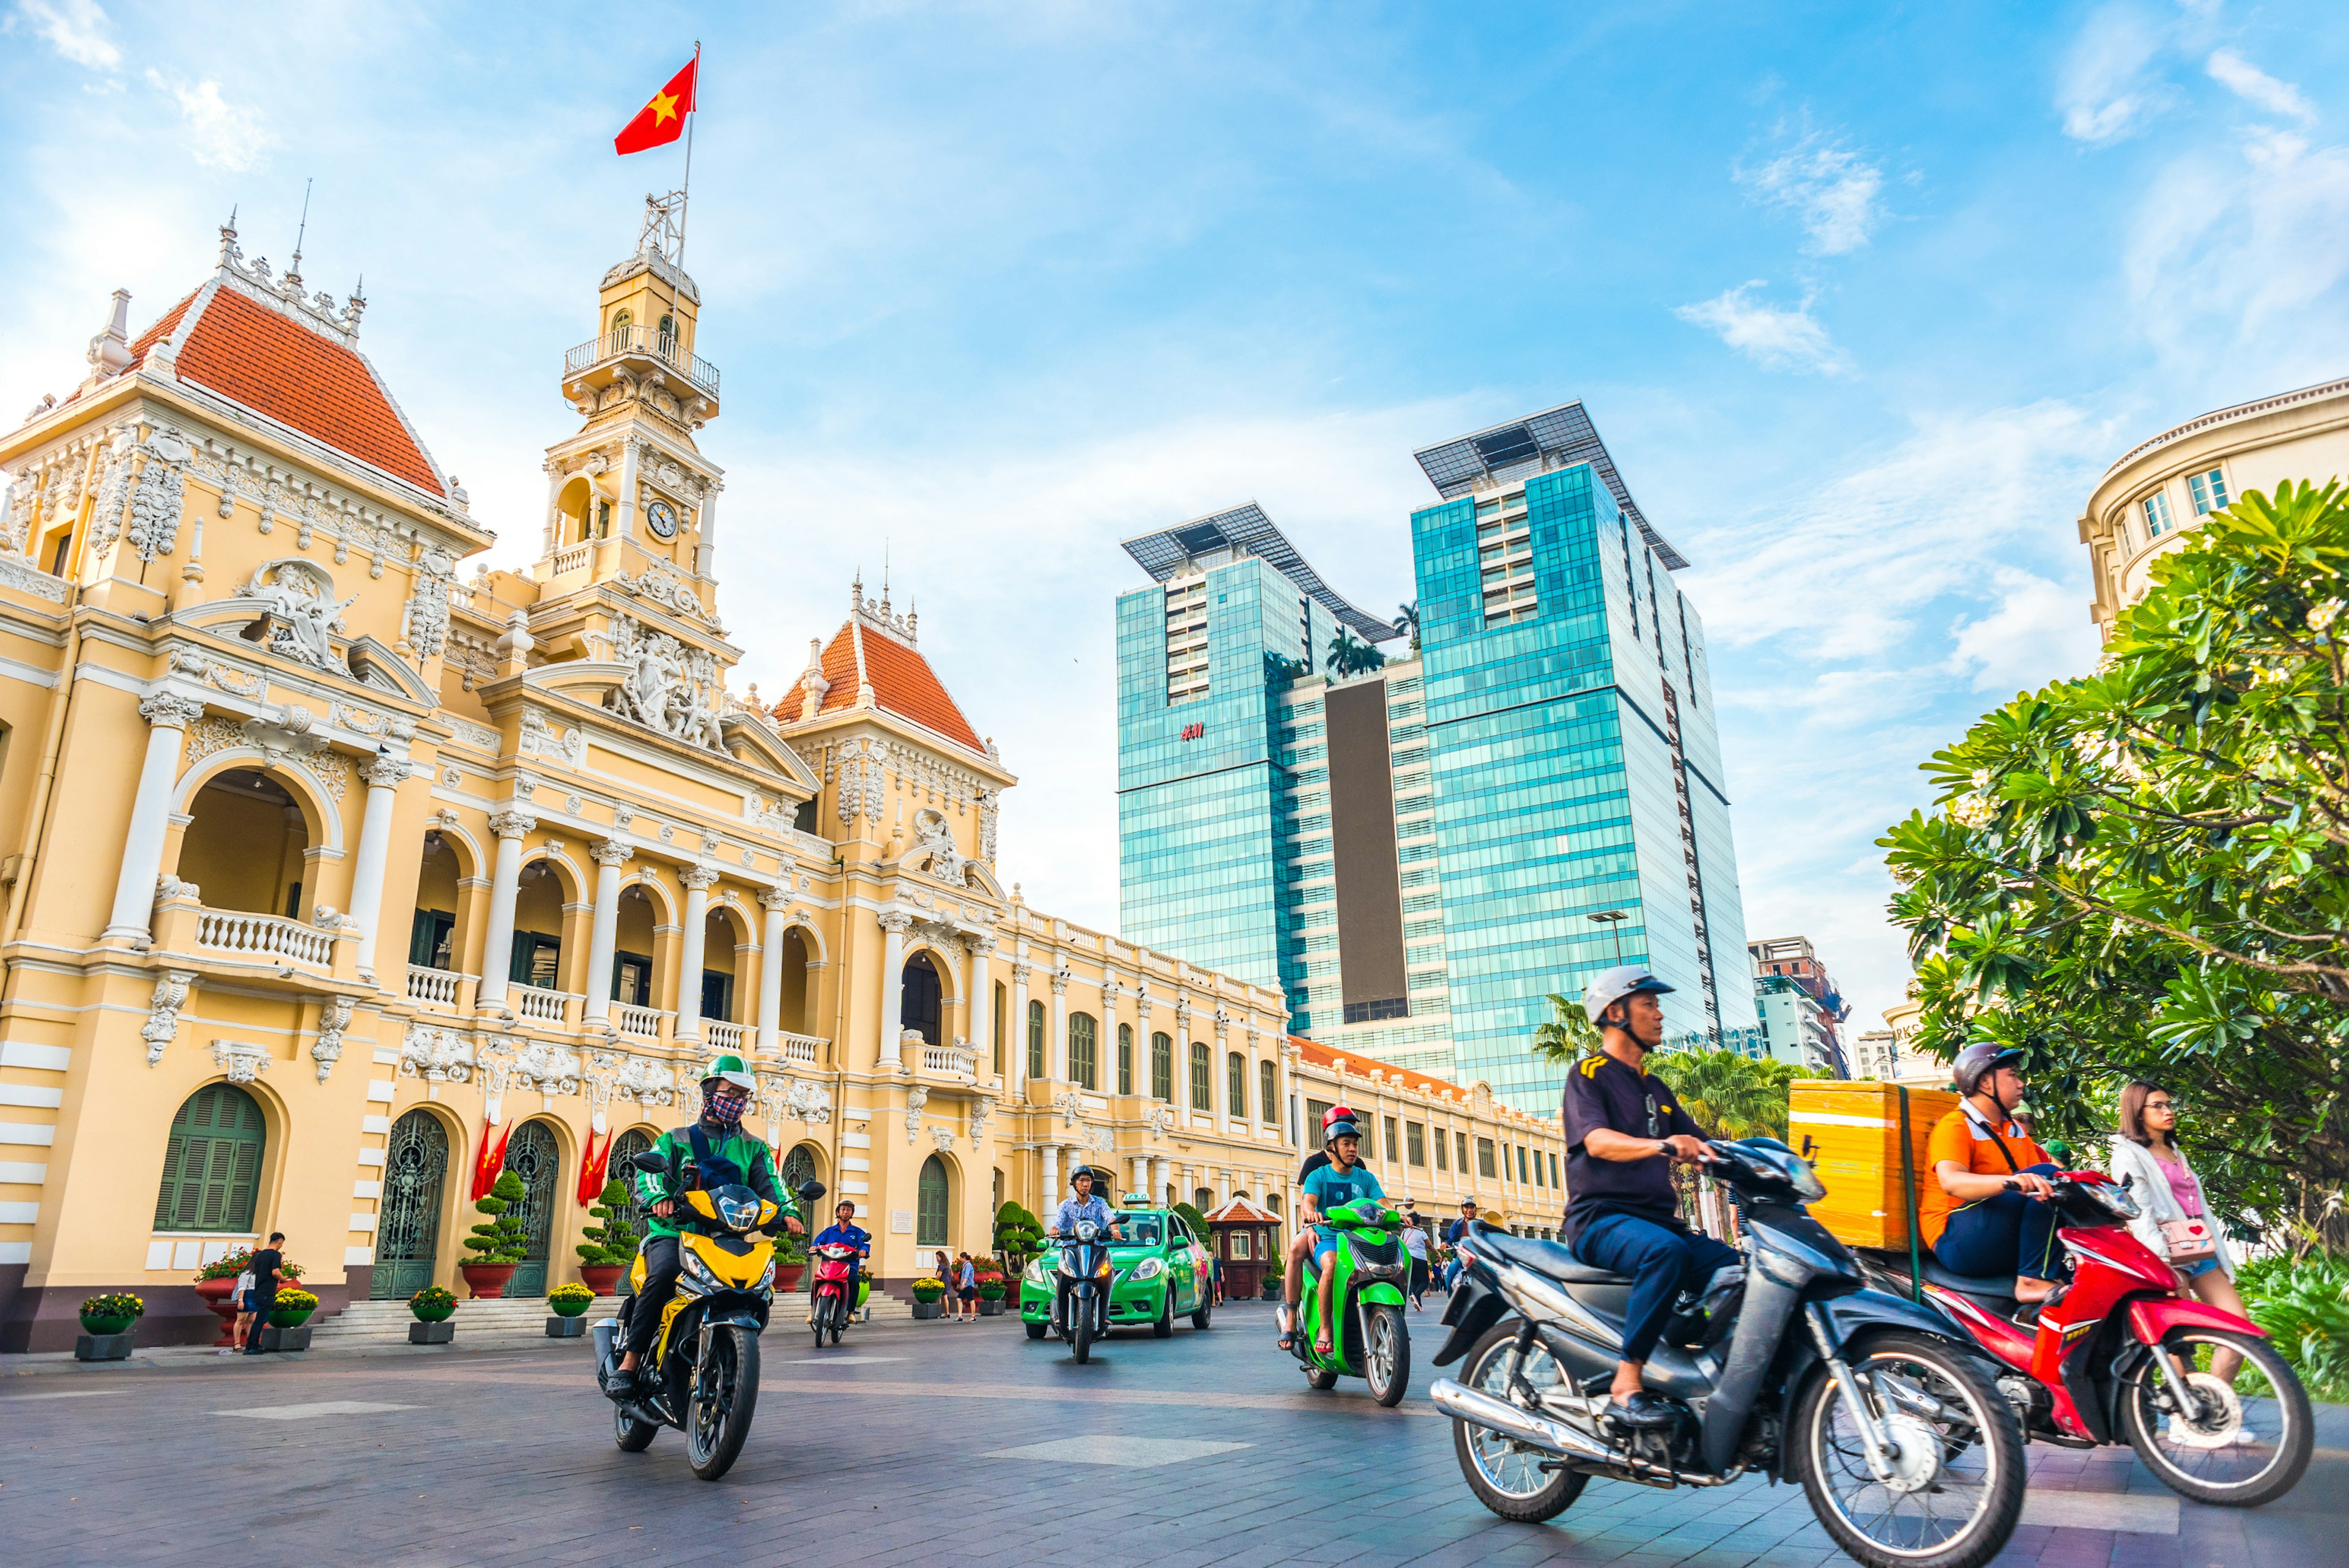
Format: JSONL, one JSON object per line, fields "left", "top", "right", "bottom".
{"left": 1674, "top": 282, "right": 1850, "bottom": 376}
{"left": 2056, "top": 3, "right": 2174, "bottom": 144}
{"left": 1945, "top": 568, "right": 2099, "bottom": 693}
{"left": 146, "top": 73, "right": 275, "bottom": 172}
{"left": 10, "top": 0, "right": 118, "bottom": 69}
{"left": 1737, "top": 138, "right": 1887, "bottom": 255}
{"left": 2206, "top": 49, "right": 2316, "bottom": 124}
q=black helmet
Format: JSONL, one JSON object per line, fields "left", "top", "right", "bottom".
{"left": 1324, "top": 1118, "right": 1362, "bottom": 1148}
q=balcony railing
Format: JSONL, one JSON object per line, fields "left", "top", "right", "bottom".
{"left": 921, "top": 1042, "right": 979, "bottom": 1077}
{"left": 514, "top": 987, "right": 577, "bottom": 1026}
{"left": 196, "top": 908, "right": 336, "bottom": 967}
{"left": 407, "top": 966, "right": 469, "bottom": 1011}
{"left": 616, "top": 1003, "right": 669, "bottom": 1040}
{"left": 770, "top": 1033, "right": 826, "bottom": 1065}
{"left": 562, "top": 325, "right": 721, "bottom": 398}
{"left": 549, "top": 541, "right": 594, "bottom": 576}
{"left": 704, "top": 1019, "right": 751, "bottom": 1052}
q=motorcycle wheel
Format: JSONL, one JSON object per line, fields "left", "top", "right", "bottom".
{"left": 1363, "top": 1303, "right": 1411, "bottom": 1408}
{"left": 2119, "top": 1327, "right": 2312, "bottom": 1507}
{"left": 1074, "top": 1302, "right": 1096, "bottom": 1364}
{"left": 1305, "top": 1365, "right": 1338, "bottom": 1391}
{"left": 1154, "top": 1291, "right": 1173, "bottom": 1339}
{"left": 1791, "top": 1329, "right": 2022, "bottom": 1568}
{"left": 811, "top": 1295, "right": 828, "bottom": 1350}
{"left": 685, "top": 1325, "right": 760, "bottom": 1482}
{"left": 613, "top": 1397, "right": 659, "bottom": 1453}
{"left": 1025, "top": 1320, "right": 1047, "bottom": 1340}
{"left": 1451, "top": 1320, "right": 1586, "bottom": 1523}
{"left": 828, "top": 1321, "right": 842, "bottom": 1347}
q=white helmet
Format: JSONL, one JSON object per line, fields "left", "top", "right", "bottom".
{"left": 1583, "top": 965, "right": 1674, "bottom": 1026}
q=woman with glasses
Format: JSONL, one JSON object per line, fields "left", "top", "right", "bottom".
{"left": 2109, "top": 1082, "right": 2247, "bottom": 1380}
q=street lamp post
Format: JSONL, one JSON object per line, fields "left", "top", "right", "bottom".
{"left": 1587, "top": 909, "right": 1628, "bottom": 965}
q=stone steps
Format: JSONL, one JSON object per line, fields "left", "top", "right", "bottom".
{"left": 303, "top": 1289, "right": 938, "bottom": 1345}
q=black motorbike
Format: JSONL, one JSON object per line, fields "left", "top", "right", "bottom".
{"left": 1050, "top": 1217, "right": 1116, "bottom": 1364}
{"left": 1430, "top": 1139, "right": 2025, "bottom": 1568}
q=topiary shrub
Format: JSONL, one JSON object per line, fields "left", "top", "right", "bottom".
{"left": 993, "top": 1200, "right": 1045, "bottom": 1273}
{"left": 463, "top": 1169, "right": 530, "bottom": 1265}
{"left": 575, "top": 1176, "right": 639, "bottom": 1268}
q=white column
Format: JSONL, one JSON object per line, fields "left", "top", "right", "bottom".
{"left": 106, "top": 693, "right": 204, "bottom": 941}
{"left": 1010, "top": 963, "right": 1031, "bottom": 1096}
{"left": 1041, "top": 1144, "right": 1059, "bottom": 1216}
{"left": 1049, "top": 970, "right": 1069, "bottom": 1081}
{"left": 474, "top": 811, "right": 535, "bottom": 1011}
{"left": 877, "top": 910, "right": 911, "bottom": 1071}
{"left": 757, "top": 888, "right": 790, "bottom": 1054}
{"left": 675, "top": 864, "right": 717, "bottom": 1041}
{"left": 1153, "top": 1156, "right": 1170, "bottom": 1208}
{"left": 615, "top": 437, "right": 641, "bottom": 540}
{"left": 696, "top": 486, "right": 719, "bottom": 577}
{"left": 967, "top": 936, "right": 995, "bottom": 1075}
{"left": 1132, "top": 1154, "right": 1148, "bottom": 1202}
{"left": 541, "top": 461, "right": 564, "bottom": 556}
{"left": 347, "top": 756, "right": 409, "bottom": 979}
{"left": 583, "top": 838, "right": 631, "bottom": 1023}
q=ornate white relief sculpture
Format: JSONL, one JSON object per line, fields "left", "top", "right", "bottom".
{"left": 398, "top": 1022, "right": 475, "bottom": 1083}
{"left": 902, "top": 808, "right": 969, "bottom": 886}
{"left": 606, "top": 614, "right": 725, "bottom": 752}
{"left": 209, "top": 1039, "right": 270, "bottom": 1083}
{"left": 240, "top": 557, "right": 358, "bottom": 672}
{"left": 142, "top": 970, "right": 196, "bottom": 1066}
{"left": 119, "top": 428, "right": 191, "bottom": 565}
{"left": 760, "top": 1076, "right": 833, "bottom": 1126}
{"left": 968, "top": 1096, "right": 995, "bottom": 1145}
{"left": 905, "top": 1085, "right": 929, "bottom": 1143}
{"left": 311, "top": 995, "right": 357, "bottom": 1083}
{"left": 1053, "top": 1087, "right": 1083, "bottom": 1127}
{"left": 1144, "top": 1103, "right": 1176, "bottom": 1140}
{"left": 614, "top": 557, "right": 717, "bottom": 626}
{"left": 976, "top": 789, "right": 1000, "bottom": 865}
{"left": 518, "top": 707, "right": 588, "bottom": 765}
{"left": 402, "top": 545, "right": 455, "bottom": 660}
{"left": 930, "top": 1124, "right": 956, "bottom": 1153}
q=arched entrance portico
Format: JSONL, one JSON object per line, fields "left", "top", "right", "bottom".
{"left": 373, "top": 1109, "right": 451, "bottom": 1299}
{"left": 502, "top": 1120, "right": 562, "bottom": 1297}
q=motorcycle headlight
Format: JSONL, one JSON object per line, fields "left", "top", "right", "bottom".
{"left": 1095, "top": 1255, "right": 1113, "bottom": 1278}
{"left": 1134, "top": 1257, "right": 1164, "bottom": 1280}
{"left": 681, "top": 1248, "right": 720, "bottom": 1290}
{"left": 759, "top": 1260, "right": 777, "bottom": 1290}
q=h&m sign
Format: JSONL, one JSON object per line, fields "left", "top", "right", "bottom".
{"left": 1179, "top": 723, "right": 1205, "bottom": 741}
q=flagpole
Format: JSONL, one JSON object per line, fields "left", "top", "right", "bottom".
{"left": 676, "top": 39, "right": 700, "bottom": 270}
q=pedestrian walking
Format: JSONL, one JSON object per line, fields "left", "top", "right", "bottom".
{"left": 2109, "top": 1082, "right": 2249, "bottom": 1381}
{"left": 1400, "top": 1213, "right": 1431, "bottom": 1309}
{"left": 224, "top": 1257, "right": 259, "bottom": 1356}
{"left": 243, "top": 1232, "right": 286, "bottom": 1355}
{"left": 954, "top": 1252, "right": 978, "bottom": 1321}
{"left": 1442, "top": 1198, "right": 1480, "bottom": 1291}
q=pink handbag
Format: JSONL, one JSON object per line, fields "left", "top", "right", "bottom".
{"left": 2160, "top": 1217, "right": 2217, "bottom": 1264}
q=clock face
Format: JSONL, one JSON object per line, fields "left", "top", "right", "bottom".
{"left": 644, "top": 499, "right": 680, "bottom": 540}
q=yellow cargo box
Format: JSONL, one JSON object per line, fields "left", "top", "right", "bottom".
{"left": 1789, "top": 1080, "right": 1958, "bottom": 1251}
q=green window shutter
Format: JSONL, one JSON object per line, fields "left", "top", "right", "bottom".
{"left": 1027, "top": 1000, "right": 1045, "bottom": 1080}
{"left": 155, "top": 1085, "right": 266, "bottom": 1233}
{"left": 511, "top": 931, "right": 536, "bottom": 984}
{"left": 153, "top": 1131, "right": 189, "bottom": 1230}
{"left": 411, "top": 910, "right": 437, "bottom": 967}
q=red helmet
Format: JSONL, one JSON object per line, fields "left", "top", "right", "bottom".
{"left": 1322, "top": 1103, "right": 1357, "bottom": 1132}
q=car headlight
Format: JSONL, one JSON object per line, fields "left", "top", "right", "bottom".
{"left": 1024, "top": 1259, "right": 1047, "bottom": 1285}
{"left": 1134, "top": 1257, "right": 1164, "bottom": 1280}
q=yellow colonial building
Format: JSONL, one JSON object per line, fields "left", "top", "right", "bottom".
{"left": 0, "top": 202, "right": 1565, "bottom": 1351}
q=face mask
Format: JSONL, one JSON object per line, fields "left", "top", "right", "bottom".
{"left": 705, "top": 1087, "right": 749, "bottom": 1125}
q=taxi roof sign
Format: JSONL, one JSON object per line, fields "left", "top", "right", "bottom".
{"left": 1120, "top": 1193, "right": 1152, "bottom": 1207}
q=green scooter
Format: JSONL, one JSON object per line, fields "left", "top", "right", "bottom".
{"left": 1294, "top": 1202, "right": 1412, "bottom": 1406}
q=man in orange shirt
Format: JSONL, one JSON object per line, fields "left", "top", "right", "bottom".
{"left": 1923, "top": 1044, "right": 2065, "bottom": 1303}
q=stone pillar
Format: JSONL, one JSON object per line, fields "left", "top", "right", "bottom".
{"left": 696, "top": 486, "right": 719, "bottom": 578}
{"left": 1152, "top": 1156, "right": 1170, "bottom": 1209}
{"left": 1131, "top": 1154, "right": 1148, "bottom": 1202}
{"left": 541, "top": 461, "right": 564, "bottom": 557}
{"left": 474, "top": 812, "right": 535, "bottom": 1012}
{"left": 675, "top": 864, "right": 718, "bottom": 1041}
{"left": 105, "top": 693, "right": 204, "bottom": 942}
{"left": 583, "top": 838, "right": 631, "bottom": 1023}
{"left": 347, "top": 756, "right": 409, "bottom": 979}
{"left": 615, "top": 436, "right": 641, "bottom": 541}
{"left": 967, "top": 935, "right": 995, "bottom": 1076}
{"left": 1048, "top": 969, "right": 1069, "bottom": 1081}
{"left": 1041, "top": 1144, "right": 1059, "bottom": 1220}
{"left": 1009, "top": 963, "right": 1031, "bottom": 1097}
{"left": 876, "top": 910, "right": 911, "bottom": 1071}
{"left": 757, "top": 888, "right": 790, "bottom": 1055}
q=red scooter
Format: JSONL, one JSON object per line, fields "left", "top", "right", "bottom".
{"left": 1860, "top": 1170, "right": 2310, "bottom": 1506}
{"left": 809, "top": 1242, "right": 863, "bottom": 1349}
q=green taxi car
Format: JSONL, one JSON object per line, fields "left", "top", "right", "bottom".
{"left": 1020, "top": 1198, "right": 1215, "bottom": 1340}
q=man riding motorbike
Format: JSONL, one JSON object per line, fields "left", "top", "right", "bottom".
{"left": 1921, "top": 1042, "right": 2064, "bottom": 1305}
{"left": 1277, "top": 1101, "right": 1359, "bottom": 1351}
{"left": 606, "top": 1053, "right": 803, "bottom": 1401}
{"left": 1046, "top": 1166, "right": 1125, "bottom": 1241}
{"left": 1299, "top": 1118, "right": 1384, "bottom": 1358}
{"left": 1559, "top": 965, "right": 1740, "bottom": 1432}
{"left": 811, "top": 1199, "right": 871, "bottom": 1317}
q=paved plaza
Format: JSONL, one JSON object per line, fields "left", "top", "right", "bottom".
{"left": 1, "top": 1300, "right": 2340, "bottom": 1568}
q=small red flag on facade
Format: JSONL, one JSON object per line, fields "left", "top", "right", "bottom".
{"left": 615, "top": 56, "right": 697, "bottom": 155}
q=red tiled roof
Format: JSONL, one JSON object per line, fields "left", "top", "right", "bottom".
{"left": 1201, "top": 1196, "right": 1280, "bottom": 1226}
{"left": 801, "top": 617, "right": 986, "bottom": 753}
{"left": 128, "top": 281, "right": 444, "bottom": 496}
{"left": 1291, "top": 1034, "right": 1553, "bottom": 1121}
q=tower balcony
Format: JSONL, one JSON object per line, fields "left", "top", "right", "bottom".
{"left": 563, "top": 325, "right": 721, "bottom": 409}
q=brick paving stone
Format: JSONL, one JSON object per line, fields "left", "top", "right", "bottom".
{"left": 1, "top": 1313, "right": 2343, "bottom": 1567}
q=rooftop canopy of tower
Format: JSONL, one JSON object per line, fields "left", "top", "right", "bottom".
{"left": 1412, "top": 401, "right": 1688, "bottom": 570}
{"left": 1121, "top": 502, "right": 1401, "bottom": 642}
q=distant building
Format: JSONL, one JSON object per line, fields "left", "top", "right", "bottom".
{"left": 1749, "top": 936, "right": 1850, "bottom": 1077}
{"left": 2080, "top": 376, "right": 2349, "bottom": 641}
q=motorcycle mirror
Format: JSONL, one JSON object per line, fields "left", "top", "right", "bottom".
{"left": 630, "top": 1151, "right": 667, "bottom": 1175}
{"left": 797, "top": 1180, "right": 828, "bottom": 1203}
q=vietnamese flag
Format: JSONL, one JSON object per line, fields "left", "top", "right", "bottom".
{"left": 615, "top": 56, "right": 697, "bottom": 155}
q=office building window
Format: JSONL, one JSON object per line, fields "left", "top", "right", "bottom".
{"left": 1549, "top": 1151, "right": 1560, "bottom": 1187}
{"left": 1476, "top": 1138, "right": 1496, "bottom": 1179}
{"left": 1382, "top": 1117, "right": 1400, "bottom": 1163}
{"left": 1227, "top": 1052, "right": 1247, "bottom": 1117}
{"left": 2140, "top": 489, "right": 2176, "bottom": 538}
{"left": 1305, "top": 1098, "right": 1334, "bottom": 1135}
{"left": 1518, "top": 1146, "right": 1531, "bottom": 1185}
{"left": 1433, "top": 1126, "right": 1449, "bottom": 1171}
{"left": 1406, "top": 1122, "right": 1427, "bottom": 1167}
{"left": 1457, "top": 1131, "right": 1470, "bottom": 1173}
{"left": 1069, "top": 1013, "right": 1097, "bottom": 1091}
{"left": 2187, "top": 467, "right": 2229, "bottom": 516}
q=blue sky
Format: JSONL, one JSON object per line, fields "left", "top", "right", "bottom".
{"left": 6, "top": 1, "right": 2347, "bottom": 1037}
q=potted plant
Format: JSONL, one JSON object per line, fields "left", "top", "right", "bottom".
{"left": 992, "top": 1202, "right": 1045, "bottom": 1278}
{"left": 269, "top": 1288, "right": 319, "bottom": 1328}
{"left": 574, "top": 1177, "right": 637, "bottom": 1295}
{"left": 909, "top": 1276, "right": 946, "bottom": 1319}
{"left": 546, "top": 1281, "right": 595, "bottom": 1337}
{"left": 774, "top": 1230, "right": 808, "bottom": 1293}
{"left": 975, "top": 1269, "right": 1006, "bottom": 1316}
{"left": 409, "top": 1284, "right": 457, "bottom": 1344}
{"left": 459, "top": 1169, "right": 529, "bottom": 1298}
{"left": 193, "top": 1250, "right": 250, "bottom": 1346}
{"left": 79, "top": 1291, "right": 144, "bottom": 1337}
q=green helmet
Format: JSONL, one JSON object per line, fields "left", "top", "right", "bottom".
{"left": 702, "top": 1053, "right": 757, "bottom": 1092}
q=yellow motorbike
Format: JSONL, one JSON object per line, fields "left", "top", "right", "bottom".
{"left": 593, "top": 1157, "right": 823, "bottom": 1481}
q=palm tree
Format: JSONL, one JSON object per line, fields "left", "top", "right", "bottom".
{"left": 1395, "top": 601, "right": 1421, "bottom": 652}
{"left": 1647, "top": 1049, "right": 1797, "bottom": 1142}
{"left": 1324, "top": 629, "right": 1384, "bottom": 678}
{"left": 1529, "top": 993, "right": 1601, "bottom": 1068}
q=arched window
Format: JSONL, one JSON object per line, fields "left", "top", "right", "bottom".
{"left": 1190, "top": 1041, "right": 1212, "bottom": 1110}
{"left": 1226, "top": 1052, "right": 1246, "bottom": 1116}
{"left": 1151, "top": 1032, "right": 1173, "bottom": 1101}
{"left": 154, "top": 1083, "right": 266, "bottom": 1233}
{"left": 1269, "top": 1191, "right": 1283, "bottom": 1216}
{"left": 607, "top": 1127, "right": 656, "bottom": 1239}
{"left": 1193, "top": 1186, "right": 1214, "bottom": 1212}
{"left": 901, "top": 953, "right": 943, "bottom": 1047}
{"left": 917, "top": 1154, "right": 950, "bottom": 1247}
{"left": 373, "top": 1109, "right": 450, "bottom": 1299}
{"left": 1118, "top": 1024, "right": 1134, "bottom": 1096}
{"left": 1069, "top": 1013, "right": 1098, "bottom": 1091}
{"left": 1027, "top": 1000, "right": 1046, "bottom": 1080}
{"left": 656, "top": 313, "right": 677, "bottom": 353}
{"left": 1259, "top": 1059, "right": 1278, "bottom": 1123}
{"left": 781, "top": 1142, "right": 820, "bottom": 1206}
{"left": 608, "top": 308, "right": 633, "bottom": 354}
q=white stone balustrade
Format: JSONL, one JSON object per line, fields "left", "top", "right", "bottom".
{"left": 406, "top": 966, "right": 467, "bottom": 1010}
{"left": 615, "top": 1003, "right": 667, "bottom": 1040}
{"left": 768, "top": 1033, "right": 826, "bottom": 1065}
{"left": 921, "top": 1042, "right": 979, "bottom": 1077}
{"left": 705, "top": 1019, "right": 751, "bottom": 1052}
{"left": 514, "top": 987, "right": 577, "bottom": 1025}
{"left": 196, "top": 908, "right": 336, "bottom": 967}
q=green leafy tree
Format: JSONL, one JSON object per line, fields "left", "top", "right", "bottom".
{"left": 1647, "top": 1050, "right": 1799, "bottom": 1142}
{"left": 1173, "top": 1200, "right": 1215, "bottom": 1239}
{"left": 1395, "top": 601, "right": 1422, "bottom": 652}
{"left": 992, "top": 1200, "right": 1045, "bottom": 1271}
{"left": 575, "top": 1176, "right": 638, "bottom": 1268}
{"left": 463, "top": 1169, "right": 530, "bottom": 1265}
{"left": 1881, "top": 480, "right": 2349, "bottom": 1244}
{"left": 1529, "top": 992, "right": 1602, "bottom": 1067}
{"left": 1324, "top": 629, "right": 1384, "bottom": 678}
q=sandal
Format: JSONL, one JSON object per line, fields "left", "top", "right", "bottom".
{"left": 1315, "top": 1334, "right": 1334, "bottom": 1356}
{"left": 1274, "top": 1304, "right": 1294, "bottom": 1350}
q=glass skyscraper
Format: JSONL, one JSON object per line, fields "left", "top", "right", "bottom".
{"left": 1116, "top": 405, "right": 1754, "bottom": 1113}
